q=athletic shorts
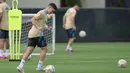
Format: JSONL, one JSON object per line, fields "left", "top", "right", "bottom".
{"left": 66, "top": 28, "right": 75, "bottom": 38}
{"left": 0, "top": 29, "right": 9, "bottom": 39}
{"left": 28, "top": 36, "right": 47, "bottom": 48}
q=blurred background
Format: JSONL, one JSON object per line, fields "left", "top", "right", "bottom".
{"left": 6, "top": 0, "right": 130, "bottom": 43}
{"left": 0, "top": 1, "right": 129, "bottom": 73}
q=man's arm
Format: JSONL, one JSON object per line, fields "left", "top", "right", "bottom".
{"left": 31, "top": 11, "right": 42, "bottom": 25}
{"left": 63, "top": 15, "right": 66, "bottom": 28}
{"left": 32, "top": 13, "right": 41, "bottom": 21}
{"left": 0, "top": 7, "right": 3, "bottom": 26}
{"left": 31, "top": 12, "right": 43, "bottom": 31}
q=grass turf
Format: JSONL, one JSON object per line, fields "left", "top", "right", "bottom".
{"left": 0, "top": 42, "right": 130, "bottom": 73}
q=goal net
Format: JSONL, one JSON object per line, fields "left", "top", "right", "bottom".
{"left": 21, "top": 14, "right": 55, "bottom": 56}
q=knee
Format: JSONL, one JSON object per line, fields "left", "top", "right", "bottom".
{"left": 41, "top": 47, "right": 47, "bottom": 51}
{"left": 73, "top": 37, "right": 76, "bottom": 40}
{"left": 71, "top": 37, "right": 75, "bottom": 40}
{"left": 0, "top": 39, "right": 4, "bottom": 44}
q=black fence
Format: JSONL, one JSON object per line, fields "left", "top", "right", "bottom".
{"left": 106, "top": 0, "right": 130, "bottom": 8}
{"left": 21, "top": 8, "right": 130, "bottom": 42}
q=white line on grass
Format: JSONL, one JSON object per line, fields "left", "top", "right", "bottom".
{"left": 55, "top": 59, "right": 130, "bottom": 64}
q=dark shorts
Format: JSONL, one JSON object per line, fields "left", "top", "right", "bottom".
{"left": 28, "top": 36, "right": 47, "bottom": 48}
{"left": 0, "top": 29, "right": 9, "bottom": 39}
{"left": 66, "top": 28, "right": 75, "bottom": 38}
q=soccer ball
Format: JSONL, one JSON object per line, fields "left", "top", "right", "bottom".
{"left": 118, "top": 59, "right": 128, "bottom": 68}
{"left": 79, "top": 30, "right": 86, "bottom": 37}
{"left": 47, "top": 14, "right": 52, "bottom": 20}
{"left": 45, "top": 65, "right": 55, "bottom": 73}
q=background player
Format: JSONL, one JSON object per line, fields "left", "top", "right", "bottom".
{"left": 17, "top": 3, "right": 57, "bottom": 73}
{"left": 0, "top": 0, "right": 10, "bottom": 59}
{"left": 63, "top": 5, "right": 80, "bottom": 52}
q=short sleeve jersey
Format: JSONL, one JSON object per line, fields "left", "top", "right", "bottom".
{"left": 0, "top": 2, "right": 10, "bottom": 30}
{"left": 64, "top": 8, "right": 76, "bottom": 29}
{"left": 28, "top": 10, "right": 47, "bottom": 38}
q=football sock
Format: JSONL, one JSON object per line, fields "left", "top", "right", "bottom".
{"left": 37, "top": 60, "right": 43, "bottom": 68}
{"left": 67, "top": 45, "right": 70, "bottom": 49}
{"left": 69, "top": 46, "right": 72, "bottom": 50}
{"left": 19, "top": 59, "right": 25, "bottom": 68}
{"left": 5, "top": 49, "right": 9, "bottom": 57}
{"left": 67, "top": 45, "right": 72, "bottom": 50}
{"left": 0, "top": 50, "right": 4, "bottom": 56}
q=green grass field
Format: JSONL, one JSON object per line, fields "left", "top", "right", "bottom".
{"left": 0, "top": 42, "right": 130, "bottom": 73}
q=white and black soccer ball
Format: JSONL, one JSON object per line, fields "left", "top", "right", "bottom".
{"left": 118, "top": 59, "right": 128, "bottom": 68}
{"left": 45, "top": 65, "right": 55, "bottom": 73}
{"left": 79, "top": 30, "right": 86, "bottom": 38}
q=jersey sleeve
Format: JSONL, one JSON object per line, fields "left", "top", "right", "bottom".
{"left": 70, "top": 9, "right": 76, "bottom": 18}
{"left": 34, "top": 11, "right": 43, "bottom": 20}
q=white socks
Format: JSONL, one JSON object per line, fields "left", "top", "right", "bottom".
{"left": 67, "top": 45, "right": 72, "bottom": 50}
{"left": 0, "top": 50, "right": 4, "bottom": 56}
{"left": 19, "top": 59, "right": 25, "bottom": 68}
{"left": 5, "top": 49, "right": 9, "bottom": 57}
{"left": 37, "top": 60, "right": 43, "bottom": 68}
{"left": 19, "top": 60, "right": 43, "bottom": 69}
{"left": 0, "top": 49, "right": 9, "bottom": 57}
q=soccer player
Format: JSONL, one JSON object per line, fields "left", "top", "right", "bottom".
{"left": 63, "top": 5, "right": 80, "bottom": 52}
{"left": 17, "top": 3, "right": 57, "bottom": 73}
{"left": 0, "top": 0, "right": 10, "bottom": 59}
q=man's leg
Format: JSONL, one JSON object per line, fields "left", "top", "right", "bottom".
{"left": 17, "top": 47, "right": 35, "bottom": 73}
{"left": 36, "top": 36, "right": 47, "bottom": 71}
{"left": 66, "top": 37, "right": 75, "bottom": 52}
{"left": 0, "top": 29, "right": 6, "bottom": 59}
{"left": 0, "top": 39, "right": 4, "bottom": 59}
{"left": 5, "top": 39, "right": 9, "bottom": 59}
{"left": 66, "top": 28, "right": 76, "bottom": 52}
{"left": 36, "top": 46, "right": 47, "bottom": 70}
{"left": 67, "top": 37, "right": 75, "bottom": 47}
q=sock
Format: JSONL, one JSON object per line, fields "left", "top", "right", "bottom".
{"left": 0, "top": 50, "right": 4, "bottom": 56}
{"left": 37, "top": 60, "right": 43, "bottom": 68}
{"left": 67, "top": 45, "right": 70, "bottom": 49}
{"left": 67, "top": 45, "right": 73, "bottom": 50}
{"left": 19, "top": 59, "right": 25, "bottom": 68}
{"left": 69, "top": 46, "right": 72, "bottom": 50}
{"left": 5, "top": 49, "right": 9, "bottom": 57}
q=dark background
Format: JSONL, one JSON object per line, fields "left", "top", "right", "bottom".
{"left": 106, "top": 0, "right": 130, "bottom": 8}
{"left": 21, "top": 8, "right": 130, "bottom": 42}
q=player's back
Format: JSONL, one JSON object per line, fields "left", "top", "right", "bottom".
{"left": 0, "top": 2, "right": 10, "bottom": 30}
{"left": 64, "top": 8, "right": 76, "bottom": 29}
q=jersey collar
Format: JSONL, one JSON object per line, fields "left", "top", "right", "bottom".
{"left": 72, "top": 8, "right": 77, "bottom": 12}
{"left": 43, "top": 9, "right": 47, "bottom": 14}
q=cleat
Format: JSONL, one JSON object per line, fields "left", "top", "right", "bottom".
{"left": 4, "top": 56, "right": 8, "bottom": 59}
{"left": 0, "top": 56, "right": 4, "bottom": 59}
{"left": 70, "top": 50, "right": 74, "bottom": 52}
{"left": 65, "top": 49, "right": 74, "bottom": 52}
{"left": 17, "top": 66, "right": 24, "bottom": 73}
{"left": 65, "top": 48, "right": 69, "bottom": 52}
{"left": 36, "top": 67, "right": 46, "bottom": 71}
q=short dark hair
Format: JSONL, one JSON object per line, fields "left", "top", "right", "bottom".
{"left": 49, "top": 3, "right": 57, "bottom": 10}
